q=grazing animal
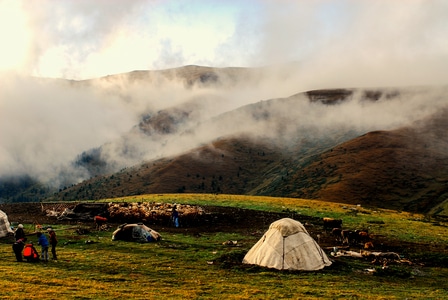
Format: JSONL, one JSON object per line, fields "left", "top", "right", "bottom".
{"left": 364, "top": 241, "right": 374, "bottom": 249}
{"left": 341, "top": 230, "right": 352, "bottom": 245}
{"left": 331, "top": 228, "right": 343, "bottom": 243}
{"left": 343, "top": 230, "right": 371, "bottom": 245}
{"left": 355, "top": 230, "right": 370, "bottom": 244}
{"left": 323, "top": 217, "right": 343, "bottom": 231}
{"left": 94, "top": 216, "right": 108, "bottom": 230}
{"left": 340, "top": 229, "right": 370, "bottom": 246}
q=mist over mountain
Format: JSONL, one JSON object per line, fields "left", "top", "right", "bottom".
{"left": 1, "top": 65, "right": 298, "bottom": 183}
{"left": 1, "top": 65, "right": 447, "bottom": 214}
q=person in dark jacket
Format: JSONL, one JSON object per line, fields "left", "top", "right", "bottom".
{"left": 47, "top": 228, "right": 58, "bottom": 260}
{"left": 12, "top": 238, "right": 26, "bottom": 262}
{"left": 37, "top": 232, "right": 49, "bottom": 262}
{"left": 14, "top": 224, "right": 25, "bottom": 241}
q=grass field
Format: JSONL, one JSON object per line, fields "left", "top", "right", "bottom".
{"left": 1, "top": 194, "right": 447, "bottom": 299}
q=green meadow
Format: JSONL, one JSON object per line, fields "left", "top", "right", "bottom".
{"left": 1, "top": 194, "right": 447, "bottom": 299}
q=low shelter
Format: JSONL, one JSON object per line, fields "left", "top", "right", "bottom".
{"left": 0, "top": 210, "right": 14, "bottom": 238}
{"left": 112, "top": 223, "right": 161, "bottom": 243}
{"left": 243, "top": 218, "right": 332, "bottom": 271}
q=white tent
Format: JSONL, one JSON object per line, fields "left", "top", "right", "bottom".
{"left": 243, "top": 218, "right": 332, "bottom": 271}
{"left": 0, "top": 210, "right": 14, "bottom": 238}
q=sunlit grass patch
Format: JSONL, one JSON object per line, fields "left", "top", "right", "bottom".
{"left": 1, "top": 231, "right": 447, "bottom": 299}
{"left": 1, "top": 194, "right": 447, "bottom": 299}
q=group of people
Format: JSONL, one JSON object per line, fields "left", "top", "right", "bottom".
{"left": 12, "top": 224, "right": 58, "bottom": 262}
{"left": 10, "top": 205, "right": 178, "bottom": 261}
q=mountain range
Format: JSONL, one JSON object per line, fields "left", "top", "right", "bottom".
{"left": 1, "top": 65, "right": 447, "bottom": 215}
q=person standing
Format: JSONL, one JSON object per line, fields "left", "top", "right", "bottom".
{"left": 171, "top": 205, "right": 179, "bottom": 228}
{"left": 47, "top": 228, "right": 58, "bottom": 260}
{"left": 12, "top": 224, "right": 26, "bottom": 262}
{"left": 14, "top": 224, "right": 25, "bottom": 241}
{"left": 12, "top": 238, "right": 26, "bottom": 262}
{"left": 37, "top": 232, "right": 49, "bottom": 262}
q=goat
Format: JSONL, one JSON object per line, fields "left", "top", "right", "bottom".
{"left": 331, "top": 228, "right": 343, "bottom": 243}
{"left": 323, "top": 217, "right": 342, "bottom": 231}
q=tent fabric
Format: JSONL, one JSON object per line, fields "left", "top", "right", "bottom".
{"left": 112, "top": 223, "right": 161, "bottom": 242}
{"left": 243, "top": 218, "right": 332, "bottom": 271}
{"left": 0, "top": 210, "right": 14, "bottom": 238}
{"left": 131, "top": 225, "right": 156, "bottom": 242}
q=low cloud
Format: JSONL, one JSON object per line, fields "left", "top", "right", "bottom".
{"left": 1, "top": 1, "right": 447, "bottom": 189}
{"left": 1, "top": 67, "right": 447, "bottom": 189}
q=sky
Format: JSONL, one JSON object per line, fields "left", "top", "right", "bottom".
{"left": 1, "top": 0, "right": 448, "bottom": 189}
{"left": 0, "top": 0, "right": 446, "bottom": 83}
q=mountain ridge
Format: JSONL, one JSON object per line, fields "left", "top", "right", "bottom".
{"left": 1, "top": 65, "right": 447, "bottom": 215}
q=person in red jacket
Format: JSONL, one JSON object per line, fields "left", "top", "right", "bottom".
{"left": 47, "top": 228, "right": 58, "bottom": 260}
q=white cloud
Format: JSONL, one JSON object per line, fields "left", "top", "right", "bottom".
{"left": 1, "top": 0, "right": 447, "bottom": 188}
{"left": 0, "top": 0, "right": 445, "bottom": 85}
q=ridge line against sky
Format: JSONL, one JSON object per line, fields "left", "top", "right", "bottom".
{"left": 0, "top": 0, "right": 446, "bottom": 84}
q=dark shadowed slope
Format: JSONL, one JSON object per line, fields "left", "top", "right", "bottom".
{"left": 281, "top": 108, "right": 448, "bottom": 212}
{"left": 53, "top": 136, "right": 286, "bottom": 200}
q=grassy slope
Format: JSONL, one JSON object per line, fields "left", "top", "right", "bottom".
{"left": 1, "top": 194, "right": 447, "bottom": 299}
{"left": 429, "top": 198, "right": 448, "bottom": 216}
{"left": 1, "top": 234, "right": 446, "bottom": 300}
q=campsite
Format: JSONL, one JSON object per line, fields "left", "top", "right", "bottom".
{"left": 0, "top": 194, "right": 447, "bottom": 299}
